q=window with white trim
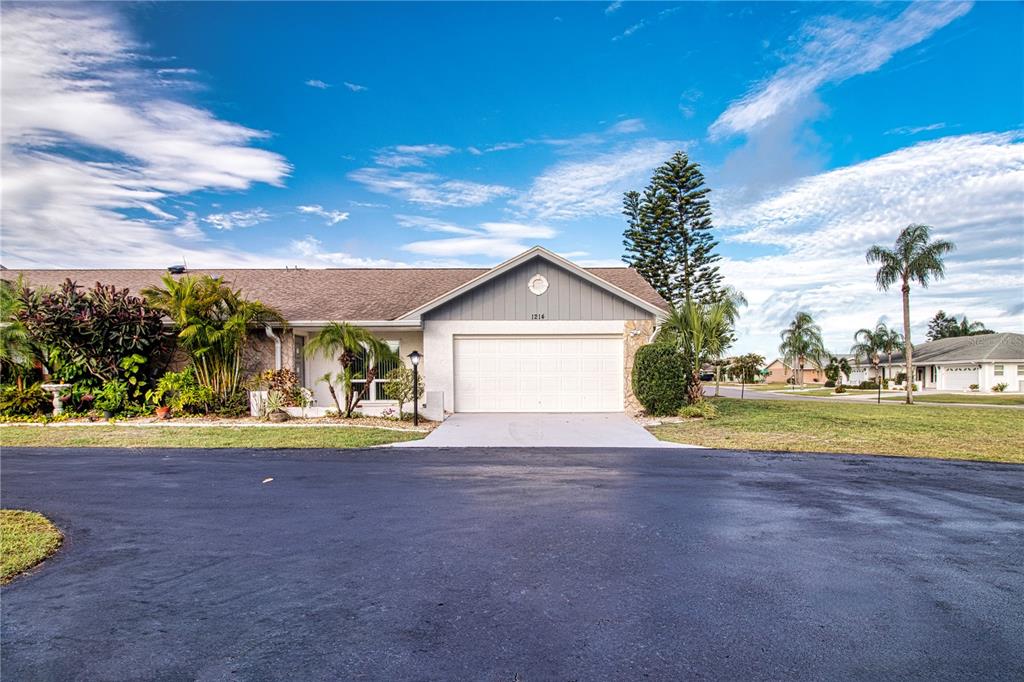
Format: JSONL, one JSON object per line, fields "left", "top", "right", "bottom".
{"left": 350, "top": 340, "right": 400, "bottom": 401}
{"left": 1017, "top": 364, "right": 1023, "bottom": 376}
{"left": 994, "top": 364, "right": 1004, "bottom": 376}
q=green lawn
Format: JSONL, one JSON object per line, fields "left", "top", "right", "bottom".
{"left": 882, "top": 393, "right": 1024, "bottom": 406}
{"left": 0, "top": 425, "right": 425, "bottom": 449}
{"left": 650, "top": 398, "right": 1024, "bottom": 463}
{"left": 1, "top": 510, "right": 63, "bottom": 584}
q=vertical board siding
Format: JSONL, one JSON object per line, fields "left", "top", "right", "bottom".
{"left": 425, "top": 257, "right": 653, "bottom": 321}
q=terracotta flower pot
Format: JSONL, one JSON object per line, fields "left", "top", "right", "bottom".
{"left": 155, "top": 406, "right": 172, "bottom": 420}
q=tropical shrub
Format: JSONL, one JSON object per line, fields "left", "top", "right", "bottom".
{"left": 969, "top": 383, "right": 979, "bottom": 391}
{"left": 1, "top": 277, "right": 46, "bottom": 388}
{"left": 824, "top": 379, "right": 836, "bottom": 388}
{"left": 245, "top": 369, "right": 302, "bottom": 406}
{"left": 786, "top": 377, "right": 796, "bottom": 385}
{"left": 896, "top": 372, "right": 907, "bottom": 385}
{"left": 149, "top": 368, "right": 213, "bottom": 414}
{"left": 678, "top": 401, "right": 718, "bottom": 419}
{"left": 16, "top": 279, "right": 168, "bottom": 387}
{"left": 858, "top": 380, "right": 879, "bottom": 390}
{"left": 0, "top": 382, "right": 49, "bottom": 417}
{"left": 654, "top": 299, "right": 735, "bottom": 405}
{"left": 94, "top": 380, "right": 129, "bottom": 414}
{"left": 727, "top": 353, "right": 765, "bottom": 384}
{"left": 834, "top": 384, "right": 847, "bottom": 394}
{"left": 632, "top": 344, "right": 687, "bottom": 416}
{"left": 992, "top": 382, "right": 1008, "bottom": 393}
{"left": 143, "top": 274, "right": 283, "bottom": 406}
{"left": 381, "top": 365, "right": 425, "bottom": 419}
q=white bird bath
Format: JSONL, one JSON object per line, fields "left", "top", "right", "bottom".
{"left": 40, "top": 383, "right": 71, "bottom": 415}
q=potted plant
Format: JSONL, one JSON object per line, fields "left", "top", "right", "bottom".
{"left": 94, "top": 380, "right": 128, "bottom": 419}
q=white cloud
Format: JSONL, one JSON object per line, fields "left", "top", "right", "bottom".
{"left": 885, "top": 122, "right": 948, "bottom": 136}
{"left": 373, "top": 143, "right": 457, "bottom": 167}
{"left": 348, "top": 168, "right": 513, "bottom": 208}
{"left": 203, "top": 208, "right": 271, "bottom": 231}
{"left": 398, "top": 216, "right": 557, "bottom": 259}
{"left": 0, "top": 5, "right": 290, "bottom": 268}
{"left": 716, "top": 132, "right": 1024, "bottom": 358}
{"left": 349, "top": 200, "right": 389, "bottom": 209}
{"left": 296, "top": 204, "right": 350, "bottom": 225}
{"left": 305, "top": 79, "right": 331, "bottom": 89}
{"left": 608, "top": 118, "right": 645, "bottom": 134}
{"left": 710, "top": 2, "right": 972, "bottom": 139}
{"left": 344, "top": 82, "right": 368, "bottom": 92}
{"left": 289, "top": 236, "right": 407, "bottom": 267}
{"left": 613, "top": 7, "right": 679, "bottom": 42}
{"left": 605, "top": 1, "right": 624, "bottom": 15}
{"left": 513, "top": 139, "right": 682, "bottom": 220}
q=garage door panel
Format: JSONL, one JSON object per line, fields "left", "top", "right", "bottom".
{"left": 455, "top": 335, "right": 623, "bottom": 413}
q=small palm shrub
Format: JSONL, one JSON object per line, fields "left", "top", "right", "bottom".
{"left": 632, "top": 344, "right": 687, "bottom": 416}
{"left": 94, "top": 380, "right": 129, "bottom": 415}
{"left": 149, "top": 368, "right": 214, "bottom": 414}
{"left": 0, "top": 382, "right": 49, "bottom": 417}
{"left": 678, "top": 401, "right": 718, "bottom": 419}
{"left": 834, "top": 384, "right": 847, "bottom": 394}
{"left": 992, "top": 382, "right": 1008, "bottom": 393}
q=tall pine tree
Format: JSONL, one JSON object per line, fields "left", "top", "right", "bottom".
{"left": 622, "top": 151, "right": 723, "bottom": 305}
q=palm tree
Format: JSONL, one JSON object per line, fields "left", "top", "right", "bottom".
{"left": 143, "top": 274, "right": 284, "bottom": 404}
{"left": 866, "top": 224, "right": 955, "bottom": 405}
{"left": 304, "top": 322, "right": 399, "bottom": 417}
{"left": 779, "top": 312, "right": 826, "bottom": 385}
{"left": 850, "top": 322, "right": 903, "bottom": 382}
{"left": 655, "top": 298, "right": 733, "bottom": 405}
{"left": 0, "top": 276, "right": 43, "bottom": 388}
{"left": 824, "top": 355, "right": 852, "bottom": 386}
{"left": 713, "top": 285, "right": 747, "bottom": 396}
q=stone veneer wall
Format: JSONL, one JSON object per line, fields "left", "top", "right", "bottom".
{"left": 623, "top": 319, "right": 656, "bottom": 414}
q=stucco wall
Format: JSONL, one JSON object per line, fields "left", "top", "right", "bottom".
{"left": 623, "top": 319, "right": 655, "bottom": 414}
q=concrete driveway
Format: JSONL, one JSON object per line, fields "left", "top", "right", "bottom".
{"left": 406, "top": 412, "right": 688, "bottom": 447}
{"left": 3, "top": 447, "right": 1022, "bottom": 679}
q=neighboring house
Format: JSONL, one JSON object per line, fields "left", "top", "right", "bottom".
{"left": 888, "top": 332, "right": 1024, "bottom": 392}
{"left": 764, "top": 358, "right": 827, "bottom": 384}
{"left": 5, "top": 247, "right": 669, "bottom": 418}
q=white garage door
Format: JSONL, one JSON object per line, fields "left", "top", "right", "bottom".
{"left": 454, "top": 336, "right": 623, "bottom": 412}
{"left": 943, "top": 365, "right": 979, "bottom": 390}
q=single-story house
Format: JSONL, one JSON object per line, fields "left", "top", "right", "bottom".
{"left": 5, "top": 247, "right": 670, "bottom": 419}
{"left": 889, "top": 332, "right": 1024, "bottom": 392}
{"left": 764, "top": 358, "right": 827, "bottom": 384}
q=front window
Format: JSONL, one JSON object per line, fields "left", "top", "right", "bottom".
{"left": 994, "top": 364, "right": 1004, "bottom": 376}
{"left": 351, "top": 340, "right": 400, "bottom": 401}
{"left": 1017, "top": 365, "right": 1023, "bottom": 376}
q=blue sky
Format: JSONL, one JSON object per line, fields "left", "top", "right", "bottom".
{"left": 2, "top": 1, "right": 1022, "bottom": 356}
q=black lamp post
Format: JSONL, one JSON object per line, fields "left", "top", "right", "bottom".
{"left": 872, "top": 352, "right": 881, "bottom": 405}
{"left": 408, "top": 350, "right": 421, "bottom": 426}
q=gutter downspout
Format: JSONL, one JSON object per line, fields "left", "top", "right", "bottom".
{"left": 264, "top": 325, "right": 282, "bottom": 370}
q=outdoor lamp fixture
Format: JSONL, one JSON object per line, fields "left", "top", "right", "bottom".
{"left": 871, "top": 352, "right": 881, "bottom": 404}
{"left": 408, "top": 351, "right": 421, "bottom": 426}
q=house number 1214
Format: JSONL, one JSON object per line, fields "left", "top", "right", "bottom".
{"left": 531, "top": 313, "right": 546, "bottom": 320}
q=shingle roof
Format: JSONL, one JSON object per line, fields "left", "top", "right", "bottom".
{"left": 891, "top": 332, "right": 1024, "bottom": 364}
{"left": 2, "top": 266, "right": 669, "bottom": 321}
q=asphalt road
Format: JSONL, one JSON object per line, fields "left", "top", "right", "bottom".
{"left": 3, "top": 447, "right": 1023, "bottom": 680}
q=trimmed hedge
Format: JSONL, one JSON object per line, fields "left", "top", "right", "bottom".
{"left": 632, "top": 344, "right": 687, "bottom": 416}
